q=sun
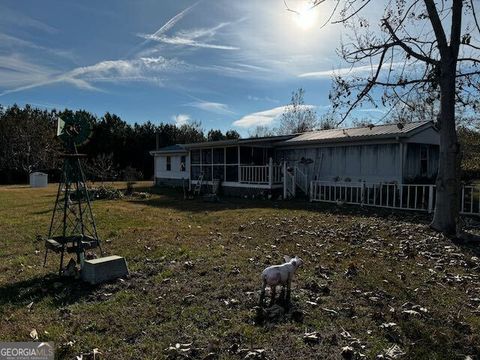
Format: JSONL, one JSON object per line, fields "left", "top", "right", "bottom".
{"left": 292, "top": 3, "right": 318, "bottom": 30}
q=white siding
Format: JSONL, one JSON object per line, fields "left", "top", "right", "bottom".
{"left": 406, "top": 127, "right": 440, "bottom": 145}
{"left": 154, "top": 154, "right": 190, "bottom": 180}
{"left": 277, "top": 143, "right": 402, "bottom": 184}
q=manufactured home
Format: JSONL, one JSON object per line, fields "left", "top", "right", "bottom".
{"left": 150, "top": 121, "right": 440, "bottom": 198}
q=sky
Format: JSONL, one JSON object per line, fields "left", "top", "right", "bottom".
{"left": 0, "top": 0, "right": 388, "bottom": 135}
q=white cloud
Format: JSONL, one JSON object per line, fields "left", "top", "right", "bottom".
{"left": 141, "top": 33, "right": 239, "bottom": 50}
{"left": 151, "top": 2, "right": 199, "bottom": 38}
{"left": 137, "top": 3, "right": 238, "bottom": 52}
{"left": 172, "top": 113, "right": 191, "bottom": 125}
{"left": 187, "top": 101, "right": 234, "bottom": 115}
{"left": 0, "top": 55, "right": 54, "bottom": 88}
{"left": 247, "top": 95, "right": 279, "bottom": 103}
{"left": 356, "top": 107, "right": 388, "bottom": 114}
{"left": 0, "top": 56, "right": 187, "bottom": 96}
{"left": 299, "top": 62, "right": 405, "bottom": 78}
{"left": 0, "top": 2, "right": 240, "bottom": 96}
{"left": 66, "top": 56, "right": 186, "bottom": 81}
{"left": 232, "top": 104, "right": 315, "bottom": 128}
{"left": 0, "top": 33, "right": 75, "bottom": 60}
{"left": 139, "top": 20, "right": 239, "bottom": 51}
{"left": 0, "top": 6, "right": 57, "bottom": 34}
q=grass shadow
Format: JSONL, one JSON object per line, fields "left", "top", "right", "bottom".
{"left": 0, "top": 274, "right": 100, "bottom": 309}
{"left": 131, "top": 185, "right": 434, "bottom": 225}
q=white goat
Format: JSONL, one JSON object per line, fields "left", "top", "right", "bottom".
{"left": 259, "top": 255, "right": 303, "bottom": 306}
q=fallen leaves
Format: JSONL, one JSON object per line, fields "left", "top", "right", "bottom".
{"left": 303, "top": 331, "right": 321, "bottom": 344}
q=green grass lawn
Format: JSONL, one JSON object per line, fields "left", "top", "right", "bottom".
{"left": 0, "top": 183, "right": 479, "bottom": 359}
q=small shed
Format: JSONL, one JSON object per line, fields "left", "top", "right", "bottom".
{"left": 30, "top": 172, "right": 48, "bottom": 188}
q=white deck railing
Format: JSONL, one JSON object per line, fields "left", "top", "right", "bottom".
{"left": 239, "top": 164, "right": 283, "bottom": 185}
{"left": 295, "top": 167, "right": 308, "bottom": 194}
{"left": 272, "top": 165, "right": 283, "bottom": 184}
{"left": 310, "top": 181, "right": 479, "bottom": 216}
{"left": 462, "top": 186, "right": 480, "bottom": 215}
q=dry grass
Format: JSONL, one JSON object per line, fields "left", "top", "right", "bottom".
{"left": 0, "top": 182, "right": 479, "bottom": 359}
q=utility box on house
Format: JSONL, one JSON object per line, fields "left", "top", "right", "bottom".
{"left": 30, "top": 172, "right": 48, "bottom": 188}
{"left": 81, "top": 255, "right": 129, "bottom": 285}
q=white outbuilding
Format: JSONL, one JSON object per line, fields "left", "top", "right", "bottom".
{"left": 30, "top": 172, "right": 48, "bottom": 188}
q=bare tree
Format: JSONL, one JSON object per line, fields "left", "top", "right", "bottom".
{"left": 318, "top": 112, "right": 338, "bottom": 129}
{"left": 86, "top": 153, "right": 118, "bottom": 183}
{"left": 279, "top": 88, "right": 318, "bottom": 134}
{"left": 292, "top": 0, "right": 480, "bottom": 236}
{"left": 0, "top": 105, "right": 60, "bottom": 177}
{"left": 249, "top": 125, "right": 277, "bottom": 138}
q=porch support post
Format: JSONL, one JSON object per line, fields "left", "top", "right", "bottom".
{"left": 283, "top": 161, "right": 287, "bottom": 199}
{"left": 428, "top": 185, "right": 434, "bottom": 214}
{"left": 268, "top": 157, "right": 273, "bottom": 188}
{"left": 293, "top": 166, "right": 296, "bottom": 198}
{"left": 188, "top": 150, "right": 192, "bottom": 191}
{"left": 237, "top": 145, "right": 241, "bottom": 183}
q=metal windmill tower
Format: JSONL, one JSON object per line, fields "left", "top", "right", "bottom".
{"left": 44, "top": 113, "right": 102, "bottom": 275}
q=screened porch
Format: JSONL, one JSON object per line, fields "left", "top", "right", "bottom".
{"left": 189, "top": 145, "right": 283, "bottom": 187}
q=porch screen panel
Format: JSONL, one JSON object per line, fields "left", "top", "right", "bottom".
{"left": 202, "top": 165, "right": 212, "bottom": 181}
{"left": 226, "top": 165, "right": 238, "bottom": 182}
{"left": 191, "top": 166, "right": 201, "bottom": 180}
{"left": 226, "top": 147, "right": 238, "bottom": 164}
{"left": 202, "top": 149, "right": 212, "bottom": 164}
{"left": 213, "top": 165, "right": 224, "bottom": 181}
{"left": 213, "top": 148, "right": 224, "bottom": 164}
{"left": 191, "top": 150, "right": 201, "bottom": 180}
{"left": 191, "top": 150, "right": 201, "bottom": 164}
{"left": 240, "top": 146, "right": 252, "bottom": 164}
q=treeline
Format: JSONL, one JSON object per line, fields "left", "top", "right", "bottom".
{"left": 0, "top": 104, "right": 240, "bottom": 184}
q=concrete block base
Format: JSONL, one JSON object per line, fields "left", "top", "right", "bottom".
{"left": 81, "top": 255, "right": 129, "bottom": 285}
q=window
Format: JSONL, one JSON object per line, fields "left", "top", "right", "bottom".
{"left": 180, "top": 155, "right": 186, "bottom": 172}
{"left": 166, "top": 156, "right": 171, "bottom": 171}
{"left": 420, "top": 145, "right": 428, "bottom": 176}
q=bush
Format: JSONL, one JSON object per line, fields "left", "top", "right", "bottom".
{"left": 90, "top": 185, "right": 124, "bottom": 200}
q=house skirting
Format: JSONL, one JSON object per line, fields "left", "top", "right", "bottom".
{"left": 155, "top": 177, "right": 283, "bottom": 198}
{"left": 221, "top": 185, "right": 282, "bottom": 198}
{"left": 154, "top": 177, "right": 185, "bottom": 187}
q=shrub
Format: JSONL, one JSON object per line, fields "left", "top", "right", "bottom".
{"left": 90, "top": 185, "right": 124, "bottom": 200}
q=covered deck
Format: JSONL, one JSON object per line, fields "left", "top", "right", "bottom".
{"left": 187, "top": 137, "right": 291, "bottom": 189}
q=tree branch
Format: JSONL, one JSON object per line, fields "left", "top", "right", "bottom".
{"left": 382, "top": 18, "right": 438, "bottom": 65}
{"left": 424, "top": 0, "right": 449, "bottom": 58}
{"left": 471, "top": 0, "right": 480, "bottom": 36}
{"left": 450, "top": 0, "right": 463, "bottom": 59}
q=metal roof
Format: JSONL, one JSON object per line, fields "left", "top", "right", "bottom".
{"left": 282, "top": 121, "right": 433, "bottom": 145}
{"left": 150, "top": 144, "right": 187, "bottom": 154}
{"left": 150, "top": 121, "right": 436, "bottom": 155}
{"left": 184, "top": 134, "right": 295, "bottom": 149}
